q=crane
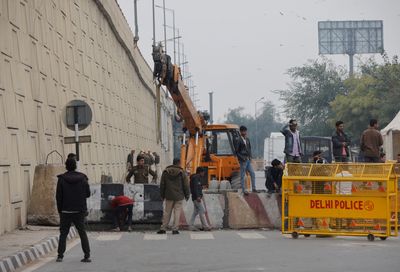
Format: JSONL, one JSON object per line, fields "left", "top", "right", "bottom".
{"left": 152, "top": 43, "right": 242, "bottom": 188}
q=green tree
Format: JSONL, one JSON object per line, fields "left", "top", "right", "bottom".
{"left": 224, "top": 102, "right": 283, "bottom": 158}
{"left": 278, "top": 59, "right": 346, "bottom": 136}
{"left": 331, "top": 55, "right": 400, "bottom": 142}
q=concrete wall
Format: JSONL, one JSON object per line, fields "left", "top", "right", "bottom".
{"left": 0, "top": 0, "right": 174, "bottom": 235}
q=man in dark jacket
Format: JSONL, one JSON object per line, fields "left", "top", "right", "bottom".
{"left": 235, "top": 125, "right": 256, "bottom": 195}
{"left": 189, "top": 168, "right": 211, "bottom": 231}
{"left": 56, "top": 158, "right": 91, "bottom": 263}
{"left": 281, "top": 119, "right": 302, "bottom": 163}
{"left": 332, "top": 121, "right": 351, "bottom": 162}
{"left": 157, "top": 158, "right": 190, "bottom": 235}
{"left": 360, "top": 119, "right": 383, "bottom": 162}
{"left": 265, "top": 159, "right": 283, "bottom": 194}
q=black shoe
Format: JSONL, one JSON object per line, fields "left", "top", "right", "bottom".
{"left": 56, "top": 257, "right": 63, "bottom": 263}
{"left": 172, "top": 230, "right": 180, "bottom": 235}
{"left": 157, "top": 230, "right": 166, "bottom": 234}
{"left": 252, "top": 189, "right": 258, "bottom": 193}
{"left": 81, "top": 257, "right": 92, "bottom": 263}
{"left": 243, "top": 191, "right": 249, "bottom": 196}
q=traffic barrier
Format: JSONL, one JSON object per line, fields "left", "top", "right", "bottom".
{"left": 92, "top": 184, "right": 282, "bottom": 229}
{"left": 97, "top": 184, "right": 163, "bottom": 224}
{"left": 181, "top": 192, "right": 226, "bottom": 229}
{"left": 282, "top": 163, "right": 398, "bottom": 241}
{"left": 226, "top": 192, "right": 279, "bottom": 229}
{"left": 28, "top": 164, "right": 65, "bottom": 225}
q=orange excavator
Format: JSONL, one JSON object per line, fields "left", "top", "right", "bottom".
{"left": 152, "top": 44, "right": 242, "bottom": 188}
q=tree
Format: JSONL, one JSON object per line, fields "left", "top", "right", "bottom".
{"left": 223, "top": 102, "right": 283, "bottom": 158}
{"left": 278, "top": 59, "right": 346, "bottom": 136}
{"left": 331, "top": 55, "right": 400, "bottom": 142}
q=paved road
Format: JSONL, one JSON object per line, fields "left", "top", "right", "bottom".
{"left": 23, "top": 230, "right": 400, "bottom": 272}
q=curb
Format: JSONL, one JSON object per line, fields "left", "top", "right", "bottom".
{"left": 0, "top": 227, "right": 77, "bottom": 272}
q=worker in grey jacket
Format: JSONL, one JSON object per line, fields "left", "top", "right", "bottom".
{"left": 281, "top": 119, "right": 302, "bottom": 163}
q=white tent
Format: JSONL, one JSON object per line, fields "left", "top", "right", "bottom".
{"left": 381, "top": 111, "right": 400, "bottom": 160}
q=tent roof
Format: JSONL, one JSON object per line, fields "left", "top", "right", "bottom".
{"left": 381, "top": 111, "right": 400, "bottom": 135}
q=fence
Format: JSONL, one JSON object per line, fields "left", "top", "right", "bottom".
{"left": 282, "top": 163, "right": 398, "bottom": 241}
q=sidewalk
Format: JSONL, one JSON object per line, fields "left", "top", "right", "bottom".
{"left": 0, "top": 225, "right": 77, "bottom": 272}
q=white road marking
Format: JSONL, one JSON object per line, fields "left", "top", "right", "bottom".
{"left": 237, "top": 232, "right": 266, "bottom": 239}
{"left": 20, "top": 239, "right": 81, "bottom": 272}
{"left": 143, "top": 234, "right": 167, "bottom": 240}
{"left": 96, "top": 234, "right": 122, "bottom": 241}
{"left": 190, "top": 233, "right": 215, "bottom": 240}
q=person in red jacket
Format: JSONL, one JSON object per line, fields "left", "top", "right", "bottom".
{"left": 108, "top": 195, "right": 134, "bottom": 232}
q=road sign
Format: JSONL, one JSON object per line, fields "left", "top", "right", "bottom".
{"left": 62, "top": 100, "right": 93, "bottom": 161}
{"left": 63, "top": 100, "right": 92, "bottom": 131}
{"left": 64, "top": 135, "right": 92, "bottom": 144}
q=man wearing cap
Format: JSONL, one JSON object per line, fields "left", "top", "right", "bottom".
{"left": 126, "top": 155, "right": 157, "bottom": 184}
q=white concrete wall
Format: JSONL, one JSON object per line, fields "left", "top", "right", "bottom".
{"left": 0, "top": 0, "right": 174, "bottom": 235}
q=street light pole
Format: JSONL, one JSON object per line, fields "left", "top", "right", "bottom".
{"left": 155, "top": 5, "right": 176, "bottom": 64}
{"left": 162, "top": 0, "right": 167, "bottom": 53}
{"left": 152, "top": 0, "right": 156, "bottom": 47}
{"left": 177, "top": 29, "right": 181, "bottom": 65}
{"left": 255, "top": 97, "right": 265, "bottom": 159}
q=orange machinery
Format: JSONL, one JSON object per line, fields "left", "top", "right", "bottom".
{"left": 152, "top": 44, "right": 242, "bottom": 186}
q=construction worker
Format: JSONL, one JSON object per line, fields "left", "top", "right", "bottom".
{"left": 108, "top": 195, "right": 134, "bottom": 232}
{"left": 189, "top": 167, "right": 211, "bottom": 231}
{"left": 126, "top": 155, "right": 157, "bottom": 184}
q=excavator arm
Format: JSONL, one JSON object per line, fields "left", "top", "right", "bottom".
{"left": 152, "top": 43, "right": 207, "bottom": 136}
{"left": 152, "top": 43, "right": 208, "bottom": 174}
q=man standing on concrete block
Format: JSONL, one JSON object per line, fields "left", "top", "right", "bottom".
{"left": 281, "top": 119, "right": 302, "bottom": 163}
{"left": 126, "top": 155, "right": 157, "bottom": 184}
{"left": 189, "top": 167, "right": 211, "bottom": 231}
{"left": 157, "top": 158, "right": 190, "bottom": 235}
{"left": 56, "top": 158, "right": 91, "bottom": 263}
{"left": 360, "top": 119, "right": 383, "bottom": 163}
{"left": 235, "top": 125, "right": 256, "bottom": 195}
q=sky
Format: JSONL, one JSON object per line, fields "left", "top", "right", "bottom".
{"left": 117, "top": 0, "right": 400, "bottom": 122}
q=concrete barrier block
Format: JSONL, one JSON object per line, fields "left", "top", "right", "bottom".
{"left": 257, "top": 193, "right": 282, "bottom": 229}
{"left": 28, "top": 164, "right": 65, "bottom": 225}
{"left": 87, "top": 185, "right": 101, "bottom": 222}
{"left": 227, "top": 192, "right": 259, "bottom": 229}
{"left": 181, "top": 193, "right": 225, "bottom": 229}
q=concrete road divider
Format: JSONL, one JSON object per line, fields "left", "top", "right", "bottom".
{"left": 28, "top": 164, "right": 65, "bottom": 226}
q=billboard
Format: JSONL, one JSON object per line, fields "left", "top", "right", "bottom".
{"left": 318, "top": 20, "right": 384, "bottom": 55}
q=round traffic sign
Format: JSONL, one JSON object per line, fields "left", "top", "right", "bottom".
{"left": 62, "top": 100, "right": 92, "bottom": 131}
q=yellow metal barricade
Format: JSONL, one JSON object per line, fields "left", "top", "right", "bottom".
{"left": 282, "top": 163, "right": 398, "bottom": 241}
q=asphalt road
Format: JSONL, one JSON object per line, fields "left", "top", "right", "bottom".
{"left": 22, "top": 230, "right": 400, "bottom": 272}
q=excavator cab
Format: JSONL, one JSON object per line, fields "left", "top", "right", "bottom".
{"left": 200, "top": 125, "right": 241, "bottom": 187}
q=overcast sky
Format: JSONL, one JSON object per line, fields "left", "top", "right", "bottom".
{"left": 117, "top": 0, "right": 400, "bottom": 122}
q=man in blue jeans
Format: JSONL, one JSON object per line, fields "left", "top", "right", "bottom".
{"left": 235, "top": 126, "right": 256, "bottom": 195}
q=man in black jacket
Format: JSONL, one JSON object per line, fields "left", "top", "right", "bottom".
{"left": 332, "top": 121, "right": 351, "bottom": 162}
{"left": 265, "top": 159, "right": 283, "bottom": 194}
{"left": 189, "top": 168, "right": 211, "bottom": 231}
{"left": 235, "top": 125, "right": 256, "bottom": 195}
{"left": 56, "top": 158, "right": 91, "bottom": 263}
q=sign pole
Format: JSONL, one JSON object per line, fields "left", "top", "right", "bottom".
{"left": 74, "top": 107, "right": 80, "bottom": 162}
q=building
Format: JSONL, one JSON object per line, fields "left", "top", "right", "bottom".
{"left": 0, "top": 0, "right": 174, "bottom": 234}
